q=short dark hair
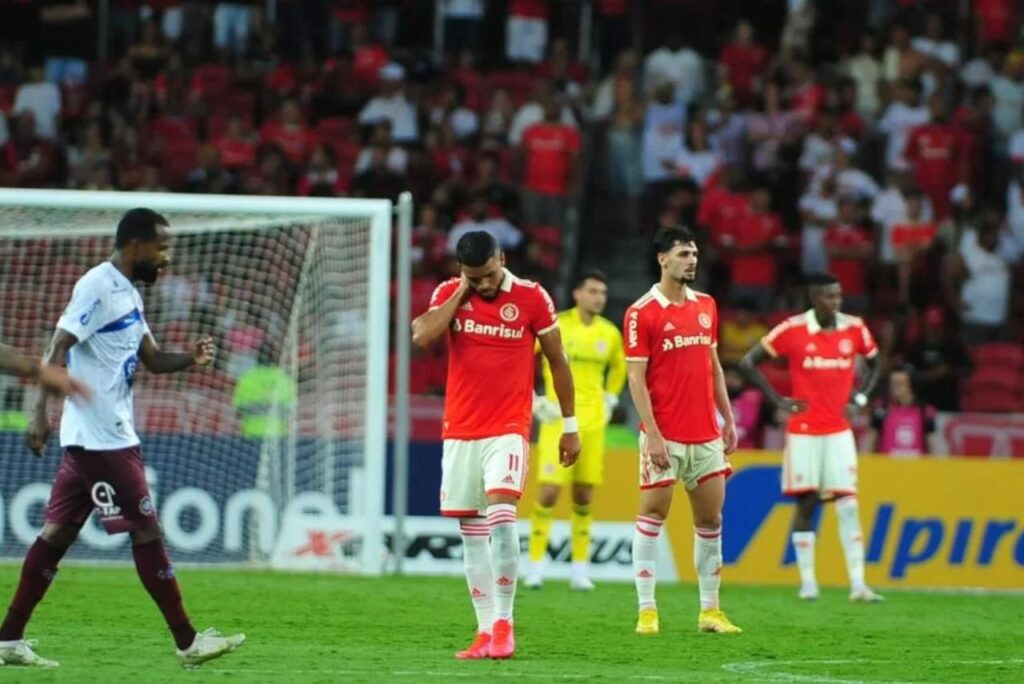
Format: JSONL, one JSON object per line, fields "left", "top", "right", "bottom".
{"left": 115, "top": 208, "right": 168, "bottom": 248}
{"left": 805, "top": 272, "right": 840, "bottom": 289}
{"left": 653, "top": 226, "right": 697, "bottom": 255}
{"left": 573, "top": 268, "right": 608, "bottom": 290}
{"left": 455, "top": 230, "right": 499, "bottom": 267}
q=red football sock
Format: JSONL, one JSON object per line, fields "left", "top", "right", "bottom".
{"left": 0, "top": 537, "right": 67, "bottom": 641}
{"left": 132, "top": 540, "right": 196, "bottom": 650}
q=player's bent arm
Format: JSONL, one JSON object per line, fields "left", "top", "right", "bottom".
{"left": 31, "top": 329, "right": 79, "bottom": 418}
{"left": 855, "top": 353, "right": 882, "bottom": 399}
{"left": 739, "top": 343, "right": 784, "bottom": 406}
{"left": 538, "top": 328, "right": 575, "bottom": 419}
{"left": 626, "top": 360, "right": 663, "bottom": 439}
{"left": 0, "top": 343, "right": 46, "bottom": 379}
{"left": 711, "top": 348, "right": 735, "bottom": 426}
{"left": 138, "top": 334, "right": 197, "bottom": 374}
{"left": 411, "top": 285, "right": 467, "bottom": 349}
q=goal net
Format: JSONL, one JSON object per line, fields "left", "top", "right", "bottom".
{"left": 0, "top": 189, "right": 392, "bottom": 575}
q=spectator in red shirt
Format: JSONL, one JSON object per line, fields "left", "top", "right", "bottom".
{"left": 718, "top": 19, "right": 767, "bottom": 106}
{"left": 719, "top": 186, "right": 789, "bottom": 312}
{"left": 215, "top": 113, "right": 258, "bottom": 172}
{"left": 260, "top": 98, "right": 319, "bottom": 167}
{"left": 349, "top": 21, "right": 389, "bottom": 88}
{"left": 696, "top": 167, "right": 751, "bottom": 247}
{"left": 974, "top": 0, "right": 1014, "bottom": 47}
{"left": 824, "top": 196, "right": 874, "bottom": 313}
{"left": 519, "top": 96, "right": 580, "bottom": 229}
{"left": 904, "top": 95, "right": 964, "bottom": 219}
{"left": 0, "top": 112, "right": 58, "bottom": 187}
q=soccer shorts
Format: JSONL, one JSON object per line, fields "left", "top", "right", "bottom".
{"left": 440, "top": 434, "right": 529, "bottom": 517}
{"left": 638, "top": 434, "right": 732, "bottom": 492}
{"left": 45, "top": 446, "right": 160, "bottom": 534}
{"left": 782, "top": 429, "right": 858, "bottom": 499}
{"left": 536, "top": 421, "right": 605, "bottom": 486}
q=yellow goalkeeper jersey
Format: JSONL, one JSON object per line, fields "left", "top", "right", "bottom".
{"left": 540, "top": 308, "right": 626, "bottom": 431}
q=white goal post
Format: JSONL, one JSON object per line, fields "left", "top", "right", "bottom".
{"left": 0, "top": 188, "right": 393, "bottom": 575}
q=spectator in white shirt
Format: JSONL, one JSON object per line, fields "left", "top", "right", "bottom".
{"left": 946, "top": 214, "right": 1013, "bottom": 346}
{"left": 13, "top": 65, "right": 61, "bottom": 141}
{"left": 799, "top": 175, "right": 839, "bottom": 274}
{"left": 446, "top": 196, "right": 523, "bottom": 254}
{"left": 644, "top": 33, "right": 705, "bottom": 105}
{"left": 877, "top": 78, "right": 929, "bottom": 172}
{"left": 641, "top": 79, "right": 686, "bottom": 185}
{"left": 991, "top": 55, "right": 1024, "bottom": 138}
{"left": 358, "top": 63, "right": 419, "bottom": 143}
{"left": 429, "top": 83, "right": 479, "bottom": 142}
{"left": 843, "top": 32, "right": 883, "bottom": 119}
{"left": 872, "top": 169, "right": 935, "bottom": 265}
{"left": 675, "top": 118, "right": 723, "bottom": 189}
{"left": 810, "top": 139, "right": 880, "bottom": 202}
{"left": 354, "top": 121, "right": 408, "bottom": 175}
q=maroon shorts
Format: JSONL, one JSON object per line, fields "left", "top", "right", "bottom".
{"left": 45, "top": 446, "right": 160, "bottom": 534}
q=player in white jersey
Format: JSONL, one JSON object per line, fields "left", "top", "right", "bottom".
{"left": 0, "top": 209, "right": 244, "bottom": 669}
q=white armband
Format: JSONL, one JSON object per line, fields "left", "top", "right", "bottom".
{"left": 562, "top": 416, "right": 579, "bottom": 433}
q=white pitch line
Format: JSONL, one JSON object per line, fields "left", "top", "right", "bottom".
{"left": 209, "top": 668, "right": 688, "bottom": 681}
{"left": 722, "top": 658, "right": 1024, "bottom": 684}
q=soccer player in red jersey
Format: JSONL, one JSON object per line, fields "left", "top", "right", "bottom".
{"left": 625, "top": 227, "right": 741, "bottom": 636}
{"left": 412, "top": 231, "right": 580, "bottom": 660}
{"left": 740, "top": 272, "right": 884, "bottom": 602}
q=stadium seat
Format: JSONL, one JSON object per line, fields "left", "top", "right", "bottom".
{"left": 966, "top": 365, "right": 1021, "bottom": 393}
{"left": 316, "top": 117, "right": 355, "bottom": 144}
{"left": 960, "top": 390, "right": 1022, "bottom": 413}
{"left": 972, "top": 343, "right": 1024, "bottom": 370}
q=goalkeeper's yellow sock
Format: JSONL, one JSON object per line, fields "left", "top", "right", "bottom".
{"left": 571, "top": 504, "right": 593, "bottom": 564}
{"left": 528, "top": 504, "right": 555, "bottom": 563}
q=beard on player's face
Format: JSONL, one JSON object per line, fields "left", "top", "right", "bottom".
{"left": 133, "top": 258, "right": 161, "bottom": 284}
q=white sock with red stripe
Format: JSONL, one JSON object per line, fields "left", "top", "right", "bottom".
{"left": 633, "top": 515, "right": 663, "bottom": 610}
{"left": 694, "top": 526, "right": 722, "bottom": 610}
{"left": 835, "top": 497, "right": 866, "bottom": 591}
{"left": 487, "top": 503, "right": 519, "bottom": 621}
{"left": 791, "top": 531, "right": 817, "bottom": 588}
{"left": 459, "top": 518, "right": 494, "bottom": 634}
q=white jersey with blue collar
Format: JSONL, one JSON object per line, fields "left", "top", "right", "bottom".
{"left": 56, "top": 261, "right": 151, "bottom": 450}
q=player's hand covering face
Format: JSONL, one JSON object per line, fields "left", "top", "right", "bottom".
{"left": 460, "top": 255, "right": 505, "bottom": 300}
{"left": 193, "top": 335, "right": 217, "bottom": 366}
{"left": 659, "top": 242, "right": 698, "bottom": 284}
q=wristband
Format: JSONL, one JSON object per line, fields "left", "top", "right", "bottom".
{"left": 852, "top": 392, "right": 868, "bottom": 408}
{"left": 562, "top": 416, "right": 579, "bottom": 433}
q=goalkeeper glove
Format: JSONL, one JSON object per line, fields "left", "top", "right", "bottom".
{"left": 532, "top": 394, "right": 562, "bottom": 423}
{"left": 604, "top": 392, "right": 620, "bottom": 423}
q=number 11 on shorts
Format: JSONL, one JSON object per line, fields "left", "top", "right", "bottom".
{"left": 508, "top": 453, "right": 520, "bottom": 472}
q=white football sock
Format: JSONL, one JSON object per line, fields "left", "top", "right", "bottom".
{"left": 487, "top": 504, "right": 519, "bottom": 621}
{"left": 835, "top": 497, "right": 866, "bottom": 591}
{"left": 791, "top": 531, "right": 817, "bottom": 588}
{"left": 633, "top": 515, "right": 662, "bottom": 610}
{"left": 459, "top": 518, "right": 493, "bottom": 634}
{"left": 694, "top": 527, "right": 722, "bottom": 610}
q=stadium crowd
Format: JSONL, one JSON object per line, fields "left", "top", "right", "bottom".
{"left": 0, "top": 1, "right": 1021, "bottom": 444}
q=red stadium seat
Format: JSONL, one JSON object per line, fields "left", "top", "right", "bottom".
{"left": 972, "top": 343, "right": 1024, "bottom": 370}
{"left": 960, "top": 390, "right": 1023, "bottom": 413}
{"left": 967, "top": 365, "right": 1021, "bottom": 393}
{"left": 315, "top": 117, "right": 355, "bottom": 144}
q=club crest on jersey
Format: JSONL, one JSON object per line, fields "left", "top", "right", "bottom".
{"left": 839, "top": 338, "right": 854, "bottom": 354}
{"left": 595, "top": 340, "right": 607, "bottom": 353}
{"left": 500, "top": 303, "right": 520, "bottom": 322}
{"left": 698, "top": 313, "right": 712, "bottom": 329}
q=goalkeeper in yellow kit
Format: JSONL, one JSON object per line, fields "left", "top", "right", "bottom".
{"left": 526, "top": 270, "right": 626, "bottom": 590}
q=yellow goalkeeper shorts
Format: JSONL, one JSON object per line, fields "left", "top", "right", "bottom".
{"left": 535, "top": 420, "right": 605, "bottom": 486}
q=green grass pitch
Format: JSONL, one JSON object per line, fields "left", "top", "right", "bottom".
{"left": 0, "top": 565, "right": 1021, "bottom": 683}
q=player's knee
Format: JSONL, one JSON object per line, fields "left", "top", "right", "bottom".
{"left": 571, "top": 484, "right": 594, "bottom": 507}
{"left": 538, "top": 485, "right": 561, "bottom": 507}
{"left": 40, "top": 523, "right": 79, "bottom": 549}
{"left": 693, "top": 512, "right": 722, "bottom": 530}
